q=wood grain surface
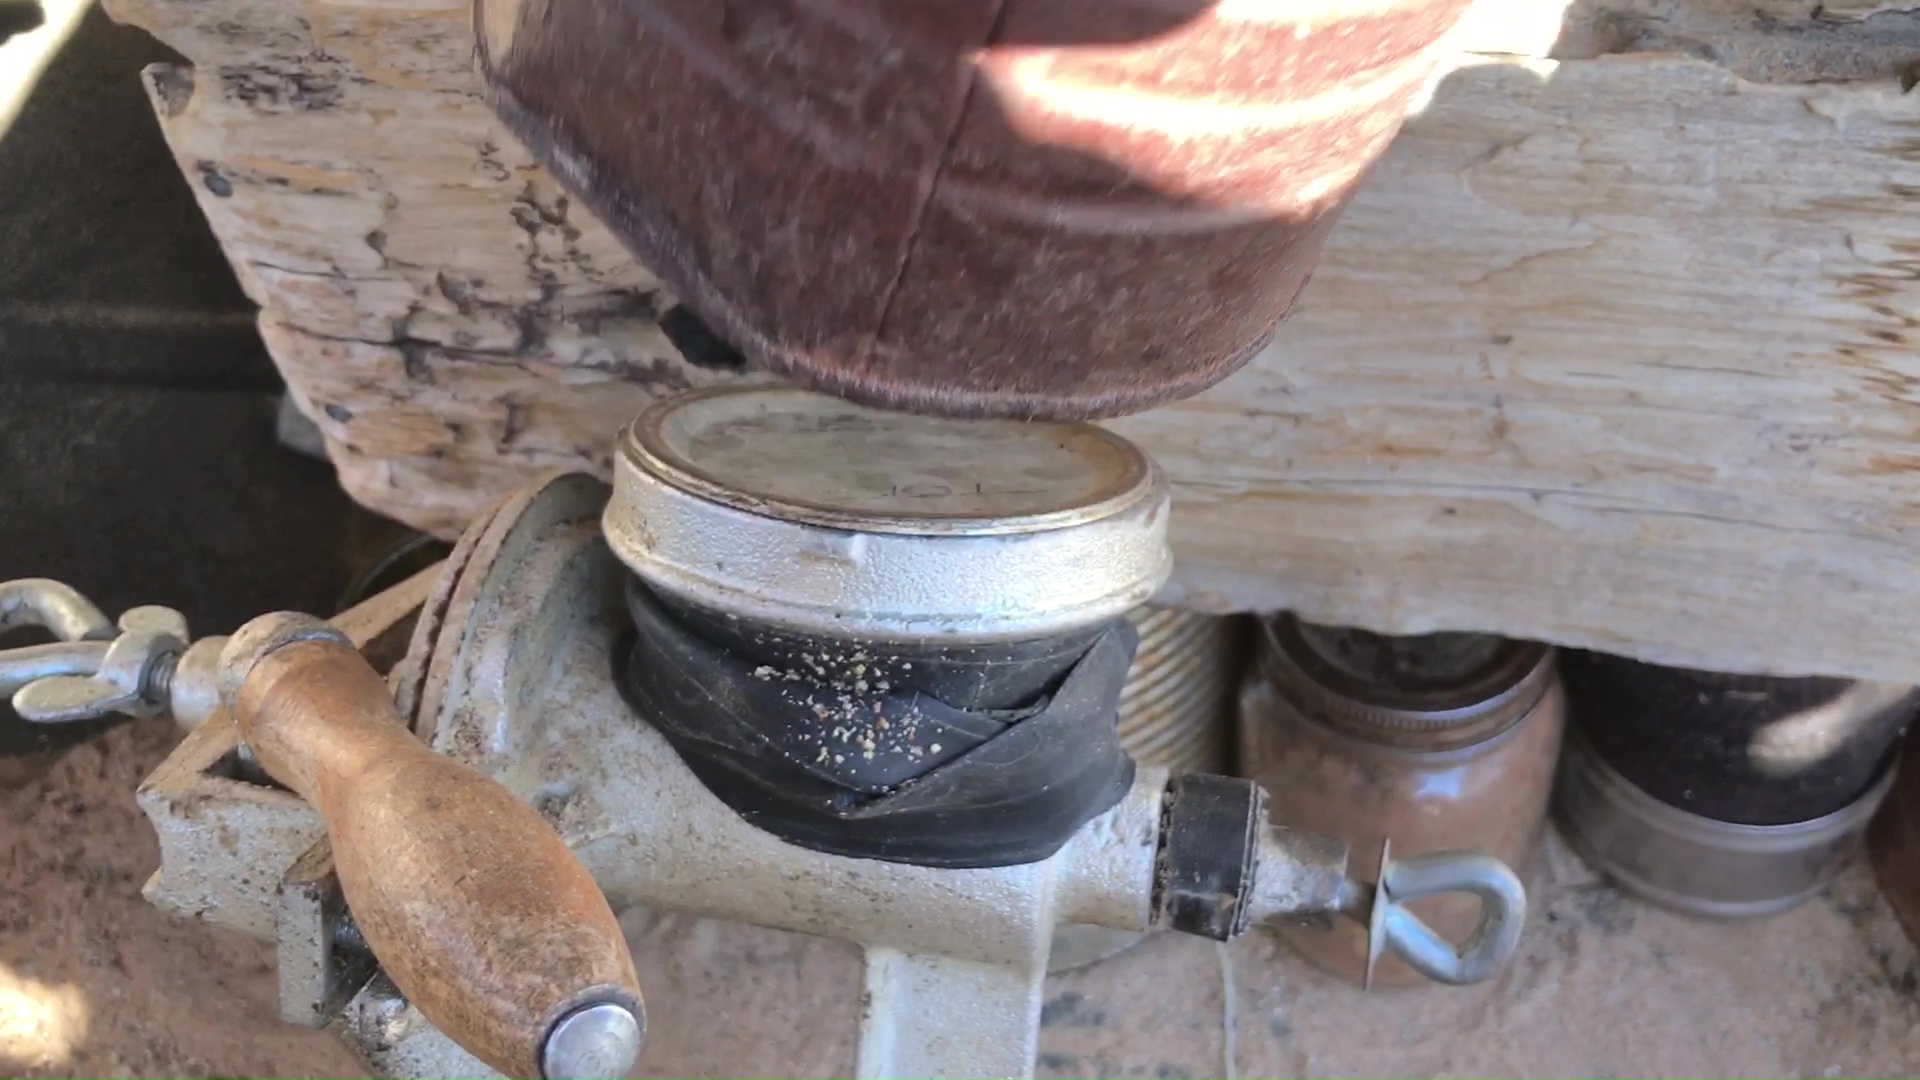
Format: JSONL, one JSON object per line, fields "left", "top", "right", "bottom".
{"left": 98, "top": 0, "right": 1920, "bottom": 681}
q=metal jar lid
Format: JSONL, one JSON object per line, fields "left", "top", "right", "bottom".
{"left": 604, "top": 385, "right": 1172, "bottom": 643}
{"left": 1259, "top": 615, "right": 1556, "bottom": 750}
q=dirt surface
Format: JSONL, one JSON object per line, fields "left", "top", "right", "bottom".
{"left": 625, "top": 839, "right": 1920, "bottom": 1079}
{"left": 0, "top": 720, "right": 362, "bottom": 1079}
{"left": 5, "top": 719, "right": 1920, "bottom": 1079}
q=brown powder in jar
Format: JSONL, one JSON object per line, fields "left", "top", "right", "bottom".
{"left": 1239, "top": 639, "right": 1565, "bottom": 988}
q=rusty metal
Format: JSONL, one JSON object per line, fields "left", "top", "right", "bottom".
{"left": 1116, "top": 605, "right": 1246, "bottom": 775}
{"left": 475, "top": 0, "right": 1478, "bottom": 418}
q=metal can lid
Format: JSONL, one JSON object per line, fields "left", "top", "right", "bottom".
{"left": 606, "top": 386, "right": 1172, "bottom": 643}
{"left": 1259, "top": 615, "right": 1555, "bottom": 749}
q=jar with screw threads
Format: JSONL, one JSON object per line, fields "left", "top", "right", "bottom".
{"left": 1239, "top": 616, "right": 1564, "bottom": 988}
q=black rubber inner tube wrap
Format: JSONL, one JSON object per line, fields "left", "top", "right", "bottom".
{"left": 613, "top": 578, "right": 1138, "bottom": 869}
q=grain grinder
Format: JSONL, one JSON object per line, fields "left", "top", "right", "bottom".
{"left": 4, "top": 386, "right": 1526, "bottom": 1079}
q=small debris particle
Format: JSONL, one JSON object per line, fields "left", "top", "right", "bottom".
{"left": 930, "top": 743, "right": 942, "bottom": 754}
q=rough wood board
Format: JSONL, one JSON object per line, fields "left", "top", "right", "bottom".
{"left": 100, "top": 0, "right": 1920, "bottom": 681}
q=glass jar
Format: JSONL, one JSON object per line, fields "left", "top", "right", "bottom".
{"left": 1239, "top": 616, "right": 1564, "bottom": 988}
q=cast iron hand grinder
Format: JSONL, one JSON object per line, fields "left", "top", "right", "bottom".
{"left": 3, "top": 388, "right": 1526, "bottom": 1080}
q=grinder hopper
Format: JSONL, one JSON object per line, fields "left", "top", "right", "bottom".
{"left": 474, "top": 1, "right": 1473, "bottom": 419}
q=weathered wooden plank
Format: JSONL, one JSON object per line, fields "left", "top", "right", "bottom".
{"left": 1487, "top": 0, "right": 1920, "bottom": 81}
{"left": 99, "top": 0, "right": 1920, "bottom": 680}
{"left": 113, "top": 0, "right": 755, "bottom": 525}
{"left": 1124, "top": 51, "right": 1920, "bottom": 685}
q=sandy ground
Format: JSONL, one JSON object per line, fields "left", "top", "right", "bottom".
{"left": 0, "top": 720, "right": 361, "bottom": 1079}
{"left": 5, "top": 718, "right": 1920, "bottom": 1079}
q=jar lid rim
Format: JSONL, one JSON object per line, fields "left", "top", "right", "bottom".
{"left": 1260, "top": 616, "right": 1554, "bottom": 745}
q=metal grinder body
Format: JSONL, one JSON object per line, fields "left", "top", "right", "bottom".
{"left": 6, "top": 389, "right": 1525, "bottom": 1079}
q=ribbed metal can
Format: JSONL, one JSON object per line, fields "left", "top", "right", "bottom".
{"left": 1115, "top": 606, "right": 1244, "bottom": 775}
{"left": 1049, "top": 605, "right": 1247, "bottom": 973}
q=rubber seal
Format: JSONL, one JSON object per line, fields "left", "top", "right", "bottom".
{"left": 613, "top": 580, "right": 1137, "bottom": 869}
{"left": 1156, "top": 773, "right": 1264, "bottom": 940}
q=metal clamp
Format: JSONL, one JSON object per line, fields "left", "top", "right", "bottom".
{"left": 16, "top": 606, "right": 189, "bottom": 723}
{"left": 0, "top": 578, "right": 199, "bottom": 726}
{"left": 1363, "top": 839, "right": 1527, "bottom": 988}
{"left": 0, "top": 579, "right": 113, "bottom": 699}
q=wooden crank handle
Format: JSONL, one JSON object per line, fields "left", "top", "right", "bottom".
{"left": 218, "top": 614, "right": 643, "bottom": 1080}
